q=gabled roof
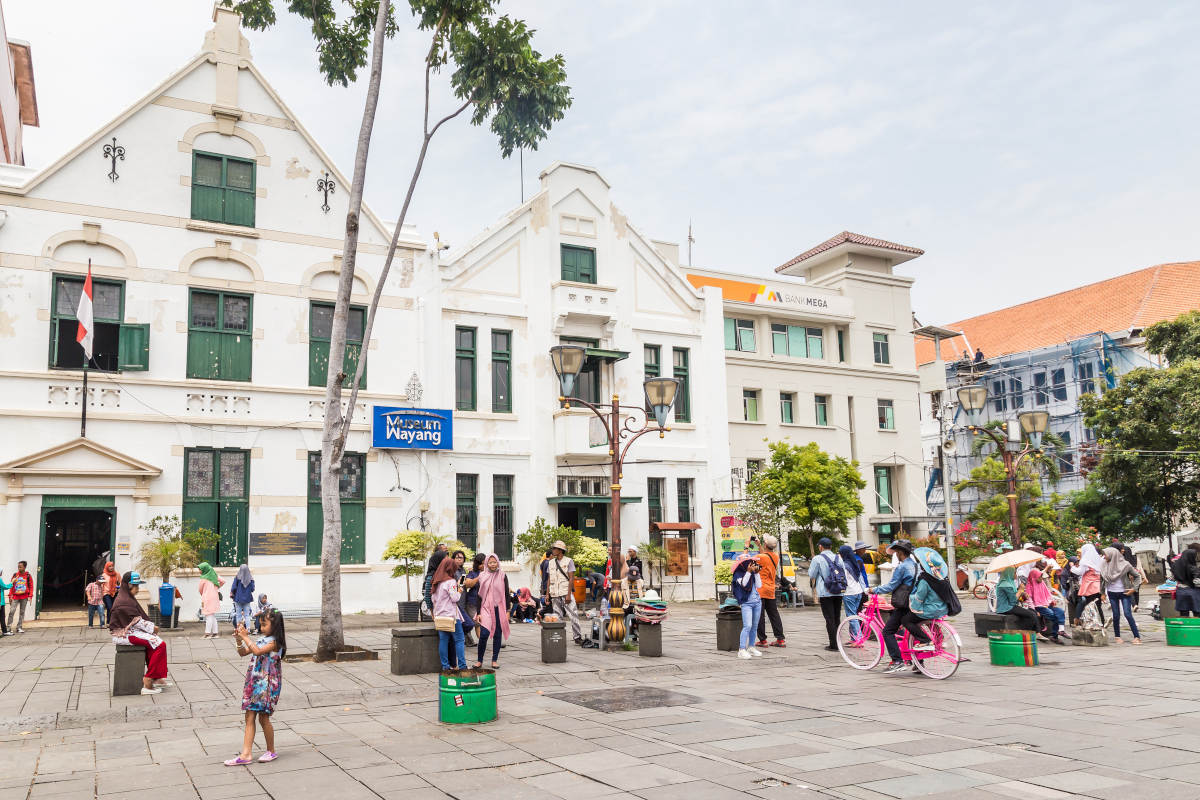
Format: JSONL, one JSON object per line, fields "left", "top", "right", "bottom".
{"left": 0, "top": 437, "right": 161, "bottom": 476}
{"left": 915, "top": 261, "right": 1200, "bottom": 365}
{"left": 775, "top": 231, "right": 925, "bottom": 273}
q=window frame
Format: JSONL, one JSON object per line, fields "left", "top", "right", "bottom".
{"left": 742, "top": 389, "right": 760, "bottom": 422}
{"left": 308, "top": 301, "right": 366, "bottom": 389}
{"left": 874, "top": 466, "right": 894, "bottom": 514}
{"left": 814, "top": 394, "right": 830, "bottom": 426}
{"left": 724, "top": 318, "right": 756, "bottom": 352}
{"left": 306, "top": 451, "right": 366, "bottom": 565}
{"left": 1078, "top": 362, "right": 1096, "bottom": 395}
{"left": 1033, "top": 372, "right": 1048, "bottom": 405}
{"left": 672, "top": 347, "right": 691, "bottom": 422}
{"left": 456, "top": 473, "right": 479, "bottom": 551}
{"left": 676, "top": 478, "right": 693, "bottom": 523}
{"left": 455, "top": 326, "right": 477, "bottom": 411}
{"left": 1051, "top": 368, "right": 1067, "bottom": 401}
{"left": 49, "top": 273, "right": 148, "bottom": 372}
{"left": 780, "top": 392, "right": 795, "bottom": 424}
{"left": 491, "top": 329, "right": 513, "bottom": 413}
{"left": 991, "top": 379, "right": 1008, "bottom": 412}
{"left": 563, "top": 336, "right": 601, "bottom": 406}
{"left": 190, "top": 150, "right": 257, "bottom": 227}
{"left": 492, "top": 474, "right": 514, "bottom": 560}
{"left": 560, "top": 244, "right": 597, "bottom": 284}
{"left": 182, "top": 447, "right": 250, "bottom": 567}
{"left": 186, "top": 288, "right": 253, "bottom": 381}
{"left": 877, "top": 398, "right": 895, "bottom": 430}
{"left": 872, "top": 332, "right": 890, "bottom": 365}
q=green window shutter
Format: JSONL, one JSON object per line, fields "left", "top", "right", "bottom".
{"left": 187, "top": 331, "right": 221, "bottom": 379}
{"left": 724, "top": 318, "right": 736, "bottom": 350}
{"left": 218, "top": 331, "right": 252, "bottom": 381}
{"left": 309, "top": 339, "right": 330, "bottom": 387}
{"left": 340, "top": 503, "right": 366, "bottom": 564}
{"left": 578, "top": 248, "right": 596, "bottom": 283}
{"left": 117, "top": 324, "right": 150, "bottom": 371}
{"left": 191, "top": 154, "right": 225, "bottom": 223}
{"left": 560, "top": 246, "right": 596, "bottom": 284}
{"left": 787, "top": 325, "right": 806, "bottom": 357}
{"left": 560, "top": 246, "right": 577, "bottom": 281}
{"left": 218, "top": 501, "right": 248, "bottom": 567}
{"left": 344, "top": 342, "right": 366, "bottom": 389}
{"left": 306, "top": 503, "right": 323, "bottom": 566}
{"left": 182, "top": 501, "right": 219, "bottom": 566}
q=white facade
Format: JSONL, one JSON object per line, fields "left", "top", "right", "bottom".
{"left": 687, "top": 233, "right": 929, "bottom": 547}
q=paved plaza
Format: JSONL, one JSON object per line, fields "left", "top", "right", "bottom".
{"left": 0, "top": 598, "right": 1197, "bottom": 800}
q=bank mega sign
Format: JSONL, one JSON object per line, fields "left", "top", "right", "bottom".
{"left": 371, "top": 406, "right": 453, "bottom": 450}
{"left": 686, "top": 273, "right": 853, "bottom": 317}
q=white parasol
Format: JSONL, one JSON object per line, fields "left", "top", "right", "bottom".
{"left": 985, "top": 549, "right": 1044, "bottom": 574}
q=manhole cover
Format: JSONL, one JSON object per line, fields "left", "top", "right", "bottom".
{"left": 548, "top": 687, "right": 700, "bottom": 712}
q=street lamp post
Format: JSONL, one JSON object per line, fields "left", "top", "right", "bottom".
{"left": 956, "top": 385, "right": 1050, "bottom": 549}
{"left": 549, "top": 345, "right": 679, "bottom": 565}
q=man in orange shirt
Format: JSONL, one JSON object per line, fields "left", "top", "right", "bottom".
{"left": 755, "top": 535, "right": 786, "bottom": 647}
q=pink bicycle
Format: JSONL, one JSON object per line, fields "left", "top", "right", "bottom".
{"left": 836, "top": 593, "right": 963, "bottom": 679}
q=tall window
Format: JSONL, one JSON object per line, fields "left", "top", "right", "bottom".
{"left": 1033, "top": 372, "right": 1048, "bottom": 405}
{"left": 877, "top": 399, "right": 895, "bottom": 430}
{"left": 560, "top": 244, "right": 596, "bottom": 283}
{"left": 50, "top": 274, "right": 148, "bottom": 371}
{"left": 771, "top": 324, "right": 823, "bottom": 358}
{"left": 837, "top": 330, "right": 846, "bottom": 362}
{"left": 672, "top": 347, "right": 691, "bottom": 422}
{"left": 493, "top": 475, "right": 514, "bottom": 560}
{"left": 814, "top": 394, "right": 830, "bottom": 426}
{"left": 307, "top": 452, "right": 366, "bottom": 565}
{"left": 743, "top": 389, "right": 760, "bottom": 422}
{"left": 491, "top": 330, "right": 512, "bottom": 413}
{"left": 183, "top": 448, "right": 248, "bottom": 567}
{"left": 677, "top": 478, "right": 693, "bottom": 523}
{"left": 1078, "top": 362, "right": 1096, "bottom": 395}
{"left": 780, "top": 392, "right": 795, "bottom": 424}
{"left": 456, "top": 474, "right": 478, "bottom": 550}
{"left": 455, "top": 326, "right": 476, "bottom": 411}
{"left": 191, "top": 151, "right": 256, "bottom": 227}
{"left": 1058, "top": 431, "right": 1074, "bottom": 474}
{"left": 991, "top": 379, "right": 1007, "bottom": 412}
{"left": 644, "top": 344, "right": 660, "bottom": 412}
{"left": 1009, "top": 377, "right": 1024, "bottom": 409}
{"left": 309, "top": 302, "right": 365, "bottom": 388}
{"left": 187, "top": 289, "right": 252, "bottom": 381}
{"left": 724, "top": 318, "right": 756, "bottom": 352}
{"left": 1051, "top": 368, "right": 1067, "bottom": 401}
{"left": 874, "top": 466, "right": 894, "bottom": 514}
{"left": 647, "top": 478, "right": 665, "bottom": 526}
{"left": 872, "top": 332, "right": 890, "bottom": 365}
{"left": 806, "top": 327, "right": 824, "bottom": 359}
{"left": 563, "top": 337, "right": 600, "bottom": 405}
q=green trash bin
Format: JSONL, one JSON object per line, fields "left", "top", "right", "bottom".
{"left": 438, "top": 669, "right": 497, "bottom": 724}
{"left": 988, "top": 629, "right": 1038, "bottom": 666}
{"left": 1165, "top": 617, "right": 1200, "bottom": 647}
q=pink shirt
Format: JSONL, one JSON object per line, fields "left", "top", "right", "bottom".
{"left": 432, "top": 579, "right": 463, "bottom": 621}
{"left": 198, "top": 580, "right": 221, "bottom": 616}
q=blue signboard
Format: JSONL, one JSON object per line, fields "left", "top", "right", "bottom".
{"left": 371, "top": 406, "right": 453, "bottom": 450}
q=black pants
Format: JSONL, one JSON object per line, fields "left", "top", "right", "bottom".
{"left": 882, "top": 607, "right": 930, "bottom": 661}
{"left": 818, "top": 595, "right": 842, "bottom": 647}
{"left": 476, "top": 607, "right": 503, "bottom": 665}
{"left": 1005, "top": 605, "right": 1041, "bottom": 632}
{"left": 757, "top": 598, "right": 784, "bottom": 641}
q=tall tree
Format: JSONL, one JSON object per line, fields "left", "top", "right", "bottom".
{"left": 953, "top": 455, "right": 1063, "bottom": 543}
{"left": 746, "top": 441, "right": 865, "bottom": 556}
{"left": 1144, "top": 309, "right": 1200, "bottom": 365}
{"left": 227, "top": 0, "right": 571, "bottom": 659}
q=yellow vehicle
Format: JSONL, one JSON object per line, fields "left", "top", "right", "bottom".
{"left": 779, "top": 552, "right": 807, "bottom": 581}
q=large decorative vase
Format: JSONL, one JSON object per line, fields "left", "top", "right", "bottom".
{"left": 606, "top": 587, "right": 628, "bottom": 642}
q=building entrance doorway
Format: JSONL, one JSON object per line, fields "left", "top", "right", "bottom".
{"left": 557, "top": 503, "right": 607, "bottom": 541}
{"left": 40, "top": 509, "right": 113, "bottom": 612}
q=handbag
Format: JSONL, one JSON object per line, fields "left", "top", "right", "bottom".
{"left": 892, "top": 582, "right": 911, "bottom": 609}
{"left": 433, "top": 615, "right": 457, "bottom": 632}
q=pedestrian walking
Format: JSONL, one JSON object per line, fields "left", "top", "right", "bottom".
{"left": 808, "top": 538, "right": 847, "bottom": 651}
{"left": 102, "top": 561, "right": 120, "bottom": 619}
{"left": 731, "top": 554, "right": 763, "bottom": 659}
{"left": 870, "top": 539, "right": 920, "bottom": 673}
{"left": 1027, "top": 567, "right": 1065, "bottom": 644}
{"left": 0, "top": 570, "right": 10, "bottom": 636}
{"left": 754, "top": 535, "right": 786, "bottom": 648}
{"left": 543, "top": 540, "right": 583, "bottom": 644}
{"left": 838, "top": 544, "right": 865, "bottom": 634}
{"left": 231, "top": 564, "right": 255, "bottom": 631}
{"left": 197, "top": 561, "right": 224, "bottom": 639}
{"left": 430, "top": 556, "right": 466, "bottom": 671}
{"left": 1171, "top": 549, "right": 1200, "bottom": 617}
{"left": 1071, "top": 543, "right": 1106, "bottom": 626}
{"left": 85, "top": 575, "right": 106, "bottom": 627}
{"left": 1101, "top": 546, "right": 1143, "bottom": 644}
{"left": 6, "top": 561, "right": 33, "bottom": 633}
{"left": 108, "top": 572, "right": 170, "bottom": 694}
{"left": 472, "top": 554, "right": 510, "bottom": 669}
{"left": 225, "top": 610, "right": 286, "bottom": 766}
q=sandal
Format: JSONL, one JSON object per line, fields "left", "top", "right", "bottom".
{"left": 224, "top": 756, "right": 253, "bottom": 766}
{"left": 491, "top": 662, "right": 499, "bottom": 670}
{"left": 471, "top": 662, "right": 482, "bottom": 669}
{"left": 258, "top": 751, "right": 278, "bottom": 762}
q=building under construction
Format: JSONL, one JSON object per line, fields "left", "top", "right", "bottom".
{"left": 916, "top": 261, "right": 1200, "bottom": 535}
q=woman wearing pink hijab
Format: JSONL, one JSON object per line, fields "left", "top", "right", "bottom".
{"left": 1027, "top": 568, "right": 1065, "bottom": 645}
{"left": 472, "top": 554, "right": 511, "bottom": 670}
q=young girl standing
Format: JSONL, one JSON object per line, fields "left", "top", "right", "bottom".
{"left": 225, "top": 610, "right": 286, "bottom": 765}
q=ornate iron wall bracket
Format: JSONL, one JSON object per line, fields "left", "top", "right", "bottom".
{"left": 317, "top": 170, "right": 336, "bottom": 213}
{"left": 102, "top": 137, "right": 125, "bottom": 182}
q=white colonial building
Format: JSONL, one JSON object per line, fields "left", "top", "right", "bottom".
{"left": 687, "top": 232, "right": 931, "bottom": 548}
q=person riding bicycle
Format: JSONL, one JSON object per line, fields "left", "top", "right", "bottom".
{"left": 870, "top": 540, "right": 934, "bottom": 674}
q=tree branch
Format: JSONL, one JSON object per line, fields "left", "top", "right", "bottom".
{"left": 430, "top": 100, "right": 472, "bottom": 138}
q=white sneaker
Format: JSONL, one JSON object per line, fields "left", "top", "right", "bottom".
{"left": 737, "top": 649, "right": 752, "bottom": 660}
{"left": 749, "top": 647, "right": 763, "bottom": 657}
{"left": 16, "top": 628, "right": 24, "bottom": 633}
{"left": 140, "top": 687, "right": 162, "bottom": 695}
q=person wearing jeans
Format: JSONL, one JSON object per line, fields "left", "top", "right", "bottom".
{"left": 430, "top": 557, "right": 466, "bottom": 670}
{"left": 230, "top": 564, "right": 256, "bottom": 631}
{"left": 808, "top": 538, "right": 845, "bottom": 652}
{"left": 755, "top": 535, "right": 786, "bottom": 647}
{"left": 732, "top": 556, "right": 763, "bottom": 660}
{"left": 1101, "top": 546, "right": 1143, "bottom": 643}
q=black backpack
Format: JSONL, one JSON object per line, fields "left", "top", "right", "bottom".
{"left": 920, "top": 571, "right": 962, "bottom": 617}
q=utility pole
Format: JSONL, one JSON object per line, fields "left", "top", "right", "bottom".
{"left": 687, "top": 220, "right": 695, "bottom": 266}
{"left": 938, "top": 400, "right": 957, "bottom": 582}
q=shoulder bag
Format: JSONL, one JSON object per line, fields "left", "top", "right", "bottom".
{"left": 433, "top": 615, "right": 457, "bottom": 632}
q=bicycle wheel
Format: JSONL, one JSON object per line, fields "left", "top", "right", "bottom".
{"left": 972, "top": 582, "right": 990, "bottom": 600}
{"left": 836, "top": 616, "right": 882, "bottom": 670}
{"left": 913, "top": 620, "right": 961, "bottom": 680}
{"left": 986, "top": 586, "right": 997, "bottom": 612}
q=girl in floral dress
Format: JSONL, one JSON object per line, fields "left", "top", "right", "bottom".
{"left": 225, "top": 610, "right": 286, "bottom": 766}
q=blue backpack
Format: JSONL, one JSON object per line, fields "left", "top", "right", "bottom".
{"left": 821, "top": 551, "right": 848, "bottom": 595}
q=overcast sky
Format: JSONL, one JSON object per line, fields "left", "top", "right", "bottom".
{"left": 9, "top": 1, "right": 1200, "bottom": 322}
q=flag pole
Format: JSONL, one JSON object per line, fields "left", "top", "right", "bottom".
{"left": 77, "top": 258, "right": 95, "bottom": 439}
{"left": 81, "top": 361, "right": 88, "bottom": 438}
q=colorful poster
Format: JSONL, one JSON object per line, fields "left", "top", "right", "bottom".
{"left": 712, "top": 500, "right": 755, "bottom": 561}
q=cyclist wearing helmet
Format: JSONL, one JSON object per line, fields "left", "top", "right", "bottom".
{"left": 870, "top": 540, "right": 933, "bottom": 674}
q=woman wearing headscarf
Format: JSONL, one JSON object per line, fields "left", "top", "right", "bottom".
{"left": 472, "top": 554, "right": 511, "bottom": 669}
{"left": 231, "top": 564, "right": 255, "bottom": 632}
{"left": 1101, "top": 546, "right": 1143, "bottom": 643}
{"left": 108, "top": 571, "right": 170, "bottom": 694}
{"left": 838, "top": 544, "right": 865, "bottom": 634}
{"left": 430, "top": 556, "right": 466, "bottom": 671}
{"left": 513, "top": 587, "right": 538, "bottom": 622}
{"left": 1171, "top": 549, "right": 1200, "bottom": 617}
{"left": 1027, "top": 568, "right": 1065, "bottom": 644}
{"left": 994, "top": 567, "right": 1040, "bottom": 633}
{"left": 197, "top": 562, "right": 224, "bottom": 639}
{"left": 1071, "top": 543, "right": 1105, "bottom": 626}
{"left": 731, "top": 554, "right": 763, "bottom": 660}
{"left": 102, "top": 561, "right": 120, "bottom": 619}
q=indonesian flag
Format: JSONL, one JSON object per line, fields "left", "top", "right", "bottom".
{"left": 75, "top": 261, "right": 94, "bottom": 361}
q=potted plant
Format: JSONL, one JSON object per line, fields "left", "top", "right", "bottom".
{"left": 382, "top": 530, "right": 474, "bottom": 621}
{"left": 134, "top": 515, "right": 216, "bottom": 627}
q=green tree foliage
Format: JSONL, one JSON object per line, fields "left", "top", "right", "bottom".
{"left": 1062, "top": 483, "right": 1126, "bottom": 539}
{"left": 954, "top": 455, "right": 1063, "bottom": 542}
{"left": 382, "top": 530, "right": 473, "bottom": 599}
{"left": 736, "top": 483, "right": 790, "bottom": 547}
{"left": 572, "top": 537, "right": 610, "bottom": 574}
{"left": 746, "top": 441, "right": 865, "bottom": 556}
{"left": 135, "top": 516, "right": 218, "bottom": 584}
{"left": 1144, "top": 309, "right": 1200, "bottom": 365}
{"left": 515, "top": 516, "right": 582, "bottom": 579}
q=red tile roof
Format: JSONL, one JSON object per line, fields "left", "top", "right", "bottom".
{"left": 915, "top": 261, "right": 1200, "bottom": 365}
{"left": 775, "top": 231, "right": 924, "bottom": 273}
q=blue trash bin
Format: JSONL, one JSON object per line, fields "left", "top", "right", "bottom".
{"left": 159, "top": 583, "right": 175, "bottom": 623}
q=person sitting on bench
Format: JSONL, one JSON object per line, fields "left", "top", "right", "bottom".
{"left": 108, "top": 571, "right": 170, "bottom": 695}
{"left": 993, "top": 567, "right": 1040, "bottom": 633}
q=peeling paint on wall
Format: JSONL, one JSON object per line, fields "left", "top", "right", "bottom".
{"left": 530, "top": 194, "right": 549, "bottom": 232}
{"left": 285, "top": 157, "right": 311, "bottom": 179}
{"left": 152, "top": 299, "right": 168, "bottom": 333}
{"left": 272, "top": 511, "right": 298, "bottom": 532}
{"left": 610, "top": 203, "right": 629, "bottom": 239}
{"left": 0, "top": 310, "right": 16, "bottom": 338}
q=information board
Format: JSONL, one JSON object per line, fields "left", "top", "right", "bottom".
{"left": 249, "top": 530, "right": 307, "bottom": 556}
{"left": 665, "top": 538, "right": 690, "bottom": 576}
{"left": 372, "top": 406, "right": 453, "bottom": 450}
{"left": 712, "top": 500, "right": 755, "bottom": 561}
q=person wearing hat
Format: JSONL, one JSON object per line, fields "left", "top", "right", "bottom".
{"left": 850, "top": 541, "right": 872, "bottom": 585}
{"left": 108, "top": 571, "right": 171, "bottom": 695}
{"left": 807, "top": 537, "right": 846, "bottom": 651}
{"left": 870, "top": 539, "right": 930, "bottom": 674}
{"left": 543, "top": 541, "right": 583, "bottom": 644}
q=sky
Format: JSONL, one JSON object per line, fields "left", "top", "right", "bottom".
{"left": 8, "top": 1, "right": 1200, "bottom": 323}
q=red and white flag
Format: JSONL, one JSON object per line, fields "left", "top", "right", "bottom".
{"left": 75, "top": 261, "right": 94, "bottom": 361}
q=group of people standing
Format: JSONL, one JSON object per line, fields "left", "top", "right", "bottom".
{"left": 427, "top": 548, "right": 513, "bottom": 671}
